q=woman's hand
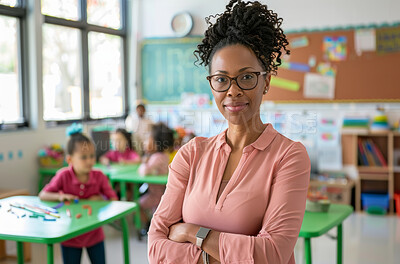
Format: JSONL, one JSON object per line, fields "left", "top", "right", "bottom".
{"left": 168, "top": 222, "right": 199, "bottom": 243}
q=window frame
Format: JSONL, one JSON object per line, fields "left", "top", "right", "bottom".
{"left": 0, "top": 0, "right": 29, "bottom": 130}
{"left": 42, "top": 0, "right": 128, "bottom": 124}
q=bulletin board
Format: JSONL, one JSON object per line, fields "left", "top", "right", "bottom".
{"left": 266, "top": 23, "right": 400, "bottom": 103}
{"left": 141, "top": 37, "right": 212, "bottom": 103}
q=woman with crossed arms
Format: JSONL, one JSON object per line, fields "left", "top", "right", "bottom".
{"left": 148, "top": 1, "right": 310, "bottom": 263}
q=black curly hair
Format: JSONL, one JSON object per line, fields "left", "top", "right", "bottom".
{"left": 194, "top": 0, "right": 290, "bottom": 75}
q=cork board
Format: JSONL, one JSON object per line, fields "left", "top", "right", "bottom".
{"left": 266, "top": 24, "right": 400, "bottom": 103}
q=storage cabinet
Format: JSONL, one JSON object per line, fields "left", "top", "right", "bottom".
{"left": 342, "top": 132, "right": 400, "bottom": 213}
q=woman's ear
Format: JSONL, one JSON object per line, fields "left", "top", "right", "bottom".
{"left": 263, "top": 73, "right": 271, "bottom": 94}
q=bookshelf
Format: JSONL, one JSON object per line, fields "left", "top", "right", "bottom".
{"left": 342, "top": 132, "right": 399, "bottom": 213}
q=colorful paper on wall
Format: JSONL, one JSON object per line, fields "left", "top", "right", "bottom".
{"left": 376, "top": 27, "right": 400, "bottom": 54}
{"left": 317, "top": 62, "right": 336, "bottom": 77}
{"left": 317, "top": 114, "right": 342, "bottom": 171}
{"left": 270, "top": 77, "right": 300, "bottom": 91}
{"left": 180, "top": 93, "right": 210, "bottom": 109}
{"left": 290, "top": 36, "right": 309, "bottom": 48}
{"left": 354, "top": 28, "right": 376, "bottom": 55}
{"left": 323, "top": 36, "right": 347, "bottom": 61}
{"left": 308, "top": 55, "right": 317, "bottom": 67}
{"left": 303, "top": 73, "right": 335, "bottom": 99}
{"left": 280, "top": 61, "right": 310, "bottom": 72}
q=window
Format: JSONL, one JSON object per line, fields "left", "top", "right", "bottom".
{"left": 41, "top": 0, "right": 127, "bottom": 122}
{"left": 0, "top": 0, "right": 27, "bottom": 127}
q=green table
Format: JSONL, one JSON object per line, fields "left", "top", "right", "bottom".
{"left": 0, "top": 196, "right": 136, "bottom": 264}
{"left": 38, "top": 164, "right": 140, "bottom": 192}
{"left": 299, "top": 204, "right": 353, "bottom": 264}
{"left": 109, "top": 171, "right": 168, "bottom": 232}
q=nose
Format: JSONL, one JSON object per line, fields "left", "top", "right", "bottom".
{"left": 227, "top": 80, "right": 243, "bottom": 97}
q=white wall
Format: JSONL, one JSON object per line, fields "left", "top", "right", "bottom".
{"left": 139, "top": 0, "right": 400, "bottom": 38}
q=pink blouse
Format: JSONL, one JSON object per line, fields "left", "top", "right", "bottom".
{"left": 148, "top": 124, "right": 310, "bottom": 264}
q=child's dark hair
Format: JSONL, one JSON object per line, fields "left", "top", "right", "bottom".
{"left": 194, "top": 0, "right": 290, "bottom": 75}
{"left": 115, "top": 128, "right": 133, "bottom": 150}
{"left": 151, "top": 123, "right": 174, "bottom": 153}
{"left": 67, "top": 133, "right": 93, "bottom": 155}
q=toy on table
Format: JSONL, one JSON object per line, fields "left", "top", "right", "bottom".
{"left": 82, "top": 204, "right": 92, "bottom": 216}
{"left": 306, "top": 186, "right": 331, "bottom": 212}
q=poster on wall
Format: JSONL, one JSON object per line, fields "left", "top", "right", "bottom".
{"left": 303, "top": 73, "right": 335, "bottom": 99}
{"left": 376, "top": 27, "right": 400, "bottom": 54}
{"left": 317, "top": 115, "right": 342, "bottom": 171}
{"left": 316, "top": 62, "right": 336, "bottom": 77}
{"left": 323, "top": 36, "right": 347, "bottom": 61}
{"left": 354, "top": 28, "right": 376, "bottom": 55}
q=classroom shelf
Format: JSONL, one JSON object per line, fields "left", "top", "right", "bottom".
{"left": 342, "top": 132, "right": 398, "bottom": 214}
{"left": 359, "top": 173, "right": 389, "bottom": 181}
{"left": 358, "top": 166, "right": 389, "bottom": 173}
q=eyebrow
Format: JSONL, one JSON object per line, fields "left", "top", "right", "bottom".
{"left": 214, "top": 67, "right": 254, "bottom": 74}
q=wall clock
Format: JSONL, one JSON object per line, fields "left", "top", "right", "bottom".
{"left": 171, "top": 12, "right": 193, "bottom": 37}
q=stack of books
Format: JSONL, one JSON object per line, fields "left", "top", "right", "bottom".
{"left": 370, "top": 113, "right": 390, "bottom": 132}
{"left": 357, "top": 138, "right": 388, "bottom": 166}
{"left": 342, "top": 116, "right": 369, "bottom": 134}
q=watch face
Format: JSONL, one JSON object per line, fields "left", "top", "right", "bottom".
{"left": 171, "top": 12, "right": 193, "bottom": 37}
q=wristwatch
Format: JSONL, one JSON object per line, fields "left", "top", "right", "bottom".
{"left": 196, "top": 227, "right": 211, "bottom": 248}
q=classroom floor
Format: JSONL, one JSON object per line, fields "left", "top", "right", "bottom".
{"left": 1, "top": 212, "right": 399, "bottom": 264}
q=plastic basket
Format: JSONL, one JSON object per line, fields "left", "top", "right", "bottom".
{"left": 361, "top": 193, "right": 389, "bottom": 212}
{"left": 39, "top": 156, "right": 64, "bottom": 168}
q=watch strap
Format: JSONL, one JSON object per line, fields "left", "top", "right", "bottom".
{"left": 196, "top": 227, "right": 211, "bottom": 248}
{"left": 202, "top": 250, "right": 210, "bottom": 264}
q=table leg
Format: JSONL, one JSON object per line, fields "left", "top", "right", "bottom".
{"left": 17, "top": 241, "right": 24, "bottom": 264}
{"left": 304, "top": 238, "right": 312, "bottom": 264}
{"left": 337, "top": 223, "right": 343, "bottom": 264}
{"left": 121, "top": 217, "right": 130, "bottom": 264}
{"left": 47, "top": 244, "right": 54, "bottom": 264}
{"left": 120, "top": 182, "right": 127, "bottom": 201}
{"left": 133, "top": 183, "right": 142, "bottom": 231}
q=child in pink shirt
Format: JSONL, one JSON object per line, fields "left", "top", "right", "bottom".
{"left": 39, "top": 129, "right": 117, "bottom": 264}
{"left": 99, "top": 128, "right": 140, "bottom": 165}
{"left": 139, "top": 123, "right": 174, "bottom": 234}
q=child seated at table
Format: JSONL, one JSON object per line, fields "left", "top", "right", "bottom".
{"left": 99, "top": 128, "right": 140, "bottom": 165}
{"left": 39, "top": 125, "right": 117, "bottom": 264}
{"left": 139, "top": 122, "right": 174, "bottom": 235}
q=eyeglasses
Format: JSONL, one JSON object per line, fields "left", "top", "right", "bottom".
{"left": 206, "top": 71, "right": 267, "bottom": 92}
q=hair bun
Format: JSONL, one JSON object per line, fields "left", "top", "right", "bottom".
{"left": 66, "top": 123, "right": 83, "bottom": 137}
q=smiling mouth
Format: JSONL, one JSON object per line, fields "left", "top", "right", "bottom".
{"left": 224, "top": 103, "right": 249, "bottom": 112}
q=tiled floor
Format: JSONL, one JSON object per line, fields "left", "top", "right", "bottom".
{"left": 1, "top": 213, "right": 399, "bottom": 264}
